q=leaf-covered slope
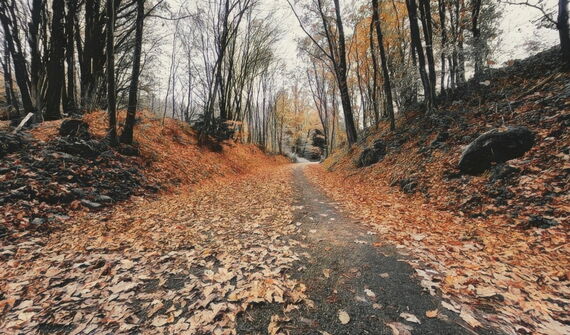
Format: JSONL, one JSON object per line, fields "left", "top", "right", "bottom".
{"left": 324, "top": 47, "right": 569, "bottom": 228}
{"left": 1, "top": 111, "right": 287, "bottom": 238}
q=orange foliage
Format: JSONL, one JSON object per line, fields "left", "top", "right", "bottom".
{"left": 31, "top": 110, "right": 288, "bottom": 189}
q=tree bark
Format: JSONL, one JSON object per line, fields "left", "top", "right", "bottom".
{"left": 372, "top": 0, "right": 396, "bottom": 130}
{"left": 44, "top": 0, "right": 65, "bottom": 120}
{"left": 64, "top": 0, "right": 78, "bottom": 114}
{"left": 368, "top": 18, "right": 380, "bottom": 126}
{"left": 28, "top": 0, "right": 43, "bottom": 109}
{"left": 2, "top": 41, "right": 19, "bottom": 116}
{"left": 81, "top": 0, "right": 106, "bottom": 109}
{"left": 332, "top": 0, "right": 358, "bottom": 145}
{"left": 471, "top": 0, "right": 483, "bottom": 79}
{"left": 438, "top": 0, "right": 447, "bottom": 92}
{"left": 106, "top": 0, "right": 118, "bottom": 145}
{"left": 559, "top": 0, "right": 570, "bottom": 67}
{"left": 0, "top": 3, "right": 36, "bottom": 116}
{"left": 406, "top": 0, "right": 433, "bottom": 113}
{"left": 120, "top": 0, "right": 144, "bottom": 144}
{"left": 418, "top": 0, "right": 437, "bottom": 103}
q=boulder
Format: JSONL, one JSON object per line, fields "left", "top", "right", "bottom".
{"left": 357, "top": 140, "right": 386, "bottom": 168}
{"left": 458, "top": 127, "right": 535, "bottom": 175}
{"left": 81, "top": 199, "right": 102, "bottom": 209}
{"left": 95, "top": 195, "right": 113, "bottom": 203}
{"left": 59, "top": 119, "right": 90, "bottom": 139}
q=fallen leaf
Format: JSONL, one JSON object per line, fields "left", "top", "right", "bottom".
{"left": 386, "top": 322, "right": 413, "bottom": 335}
{"left": 459, "top": 308, "right": 482, "bottom": 328}
{"left": 400, "top": 312, "right": 421, "bottom": 324}
{"left": 441, "top": 301, "right": 460, "bottom": 313}
{"left": 425, "top": 309, "right": 438, "bottom": 318}
{"left": 364, "top": 289, "right": 376, "bottom": 298}
{"left": 338, "top": 310, "right": 350, "bottom": 324}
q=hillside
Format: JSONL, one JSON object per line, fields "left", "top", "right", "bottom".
{"left": 307, "top": 47, "right": 569, "bottom": 333}
{"left": 0, "top": 111, "right": 287, "bottom": 239}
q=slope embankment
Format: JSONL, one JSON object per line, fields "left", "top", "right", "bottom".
{"left": 0, "top": 110, "right": 287, "bottom": 239}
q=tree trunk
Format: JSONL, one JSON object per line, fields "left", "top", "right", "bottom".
{"left": 0, "top": 4, "right": 36, "bottom": 116}
{"left": 368, "top": 18, "right": 380, "bottom": 126}
{"left": 106, "top": 0, "right": 118, "bottom": 145}
{"left": 559, "top": 0, "right": 570, "bottom": 67}
{"left": 120, "top": 0, "right": 144, "bottom": 144}
{"left": 2, "top": 43, "right": 19, "bottom": 117}
{"left": 64, "top": 0, "right": 78, "bottom": 114}
{"left": 333, "top": 0, "right": 358, "bottom": 145}
{"left": 45, "top": 0, "right": 65, "bottom": 120}
{"left": 418, "top": 0, "right": 437, "bottom": 103}
{"left": 438, "top": 0, "right": 447, "bottom": 93}
{"left": 372, "top": 0, "right": 396, "bottom": 130}
{"left": 406, "top": 0, "right": 433, "bottom": 113}
{"left": 81, "top": 0, "right": 106, "bottom": 109}
{"left": 471, "top": 0, "right": 483, "bottom": 79}
{"left": 29, "top": 0, "right": 43, "bottom": 110}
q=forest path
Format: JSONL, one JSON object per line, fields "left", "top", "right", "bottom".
{"left": 1, "top": 163, "right": 498, "bottom": 334}
{"left": 237, "top": 163, "right": 494, "bottom": 335}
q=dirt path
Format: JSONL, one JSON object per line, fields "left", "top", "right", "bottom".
{"left": 1, "top": 163, "right": 499, "bottom": 334}
{"left": 238, "top": 163, "right": 496, "bottom": 335}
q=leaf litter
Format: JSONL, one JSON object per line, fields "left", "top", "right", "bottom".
{"left": 0, "top": 166, "right": 311, "bottom": 334}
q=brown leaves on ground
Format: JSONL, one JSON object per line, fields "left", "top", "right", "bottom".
{"left": 306, "top": 164, "right": 570, "bottom": 335}
{"left": 0, "top": 166, "right": 308, "bottom": 334}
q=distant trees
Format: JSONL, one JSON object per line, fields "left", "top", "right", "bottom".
{"left": 289, "top": 0, "right": 359, "bottom": 145}
{"left": 0, "top": 0, "right": 165, "bottom": 143}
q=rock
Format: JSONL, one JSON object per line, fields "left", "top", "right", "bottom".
{"left": 0, "top": 132, "right": 26, "bottom": 158}
{"left": 71, "top": 188, "right": 88, "bottom": 197}
{"left": 399, "top": 178, "right": 418, "bottom": 194}
{"left": 458, "top": 127, "right": 535, "bottom": 175}
{"left": 95, "top": 195, "right": 113, "bottom": 203}
{"left": 357, "top": 140, "right": 386, "bottom": 168}
{"left": 522, "top": 215, "right": 558, "bottom": 229}
{"left": 53, "top": 138, "right": 108, "bottom": 158}
{"left": 489, "top": 164, "right": 520, "bottom": 182}
{"left": 311, "top": 129, "right": 326, "bottom": 149}
{"left": 81, "top": 199, "right": 102, "bottom": 209}
{"left": 31, "top": 218, "right": 45, "bottom": 225}
{"left": 59, "top": 119, "right": 90, "bottom": 139}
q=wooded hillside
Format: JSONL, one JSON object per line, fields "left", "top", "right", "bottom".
{"left": 1, "top": 0, "right": 569, "bottom": 334}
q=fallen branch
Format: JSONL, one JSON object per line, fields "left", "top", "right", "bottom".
{"left": 11, "top": 113, "right": 34, "bottom": 134}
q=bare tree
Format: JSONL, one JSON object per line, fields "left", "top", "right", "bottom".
{"left": 120, "top": 0, "right": 145, "bottom": 144}
{"left": 372, "top": 0, "right": 396, "bottom": 130}
{"left": 106, "top": 0, "right": 118, "bottom": 146}
{"left": 288, "top": 0, "right": 358, "bottom": 145}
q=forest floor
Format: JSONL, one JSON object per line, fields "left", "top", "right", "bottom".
{"left": 3, "top": 162, "right": 557, "bottom": 335}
